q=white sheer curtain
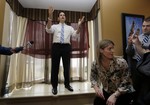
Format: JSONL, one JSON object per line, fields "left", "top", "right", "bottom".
{"left": 87, "top": 10, "right": 102, "bottom": 81}
{"left": 2, "top": 3, "right": 30, "bottom": 92}
{"left": 57, "top": 57, "right": 88, "bottom": 82}
{"left": 1, "top": 3, "right": 11, "bottom": 77}
{"left": 1, "top": 2, "right": 12, "bottom": 96}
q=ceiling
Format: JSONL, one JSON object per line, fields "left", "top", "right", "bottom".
{"left": 18, "top": 0, "right": 97, "bottom": 12}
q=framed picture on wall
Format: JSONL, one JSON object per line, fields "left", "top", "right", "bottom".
{"left": 121, "top": 13, "right": 145, "bottom": 60}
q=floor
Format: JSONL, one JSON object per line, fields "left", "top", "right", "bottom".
{"left": 3, "top": 81, "right": 95, "bottom": 98}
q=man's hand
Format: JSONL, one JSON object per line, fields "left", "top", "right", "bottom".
{"left": 11, "top": 47, "right": 24, "bottom": 53}
{"left": 48, "top": 6, "right": 54, "bottom": 19}
{"left": 127, "top": 35, "right": 133, "bottom": 45}
{"left": 76, "top": 16, "right": 85, "bottom": 34}
{"left": 78, "top": 16, "right": 85, "bottom": 27}
{"left": 131, "top": 34, "right": 149, "bottom": 54}
{"left": 131, "top": 34, "right": 141, "bottom": 45}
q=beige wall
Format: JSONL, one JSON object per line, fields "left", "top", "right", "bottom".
{"left": 100, "top": 0, "right": 150, "bottom": 56}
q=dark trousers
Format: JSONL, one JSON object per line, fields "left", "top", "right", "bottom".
{"left": 51, "top": 43, "right": 71, "bottom": 88}
{"left": 132, "top": 76, "right": 150, "bottom": 105}
{"left": 127, "top": 58, "right": 150, "bottom": 105}
{"left": 93, "top": 89, "right": 134, "bottom": 105}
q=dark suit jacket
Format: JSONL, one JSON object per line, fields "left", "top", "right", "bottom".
{"left": 0, "top": 45, "right": 13, "bottom": 55}
{"left": 134, "top": 52, "right": 150, "bottom": 105}
{"left": 137, "top": 52, "right": 150, "bottom": 77}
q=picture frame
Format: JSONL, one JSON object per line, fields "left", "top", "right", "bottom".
{"left": 121, "top": 13, "right": 145, "bottom": 60}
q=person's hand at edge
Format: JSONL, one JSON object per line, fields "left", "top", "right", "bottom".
{"left": 11, "top": 47, "right": 24, "bottom": 53}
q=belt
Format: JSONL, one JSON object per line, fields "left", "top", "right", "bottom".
{"left": 53, "top": 43, "right": 70, "bottom": 45}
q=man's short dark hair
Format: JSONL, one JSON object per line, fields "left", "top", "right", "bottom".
{"left": 58, "top": 11, "right": 65, "bottom": 17}
{"left": 144, "top": 16, "right": 150, "bottom": 22}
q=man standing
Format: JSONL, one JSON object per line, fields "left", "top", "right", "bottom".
{"left": 46, "top": 7, "right": 84, "bottom": 95}
{"left": 126, "top": 16, "right": 150, "bottom": 78}
{"left": 126, "top": 16, "right": 150, "bottom": 104}
{"left": 130, "top": 34, "right": 150, "bottom": 105}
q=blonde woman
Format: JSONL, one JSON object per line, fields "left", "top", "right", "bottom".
{"left": 90, "top": 39, "right": 134, "bottom": 105}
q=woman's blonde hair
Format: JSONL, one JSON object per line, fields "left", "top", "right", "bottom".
{"left": 96, "top": 39, "right": 114, "bottom": 66}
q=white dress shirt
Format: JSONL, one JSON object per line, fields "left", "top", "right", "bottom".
{"left": 46, "top": 23, "right": 79, "bottom": 44}
{"left": 132, "top": 34, "right": 150, "bottom": 60}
